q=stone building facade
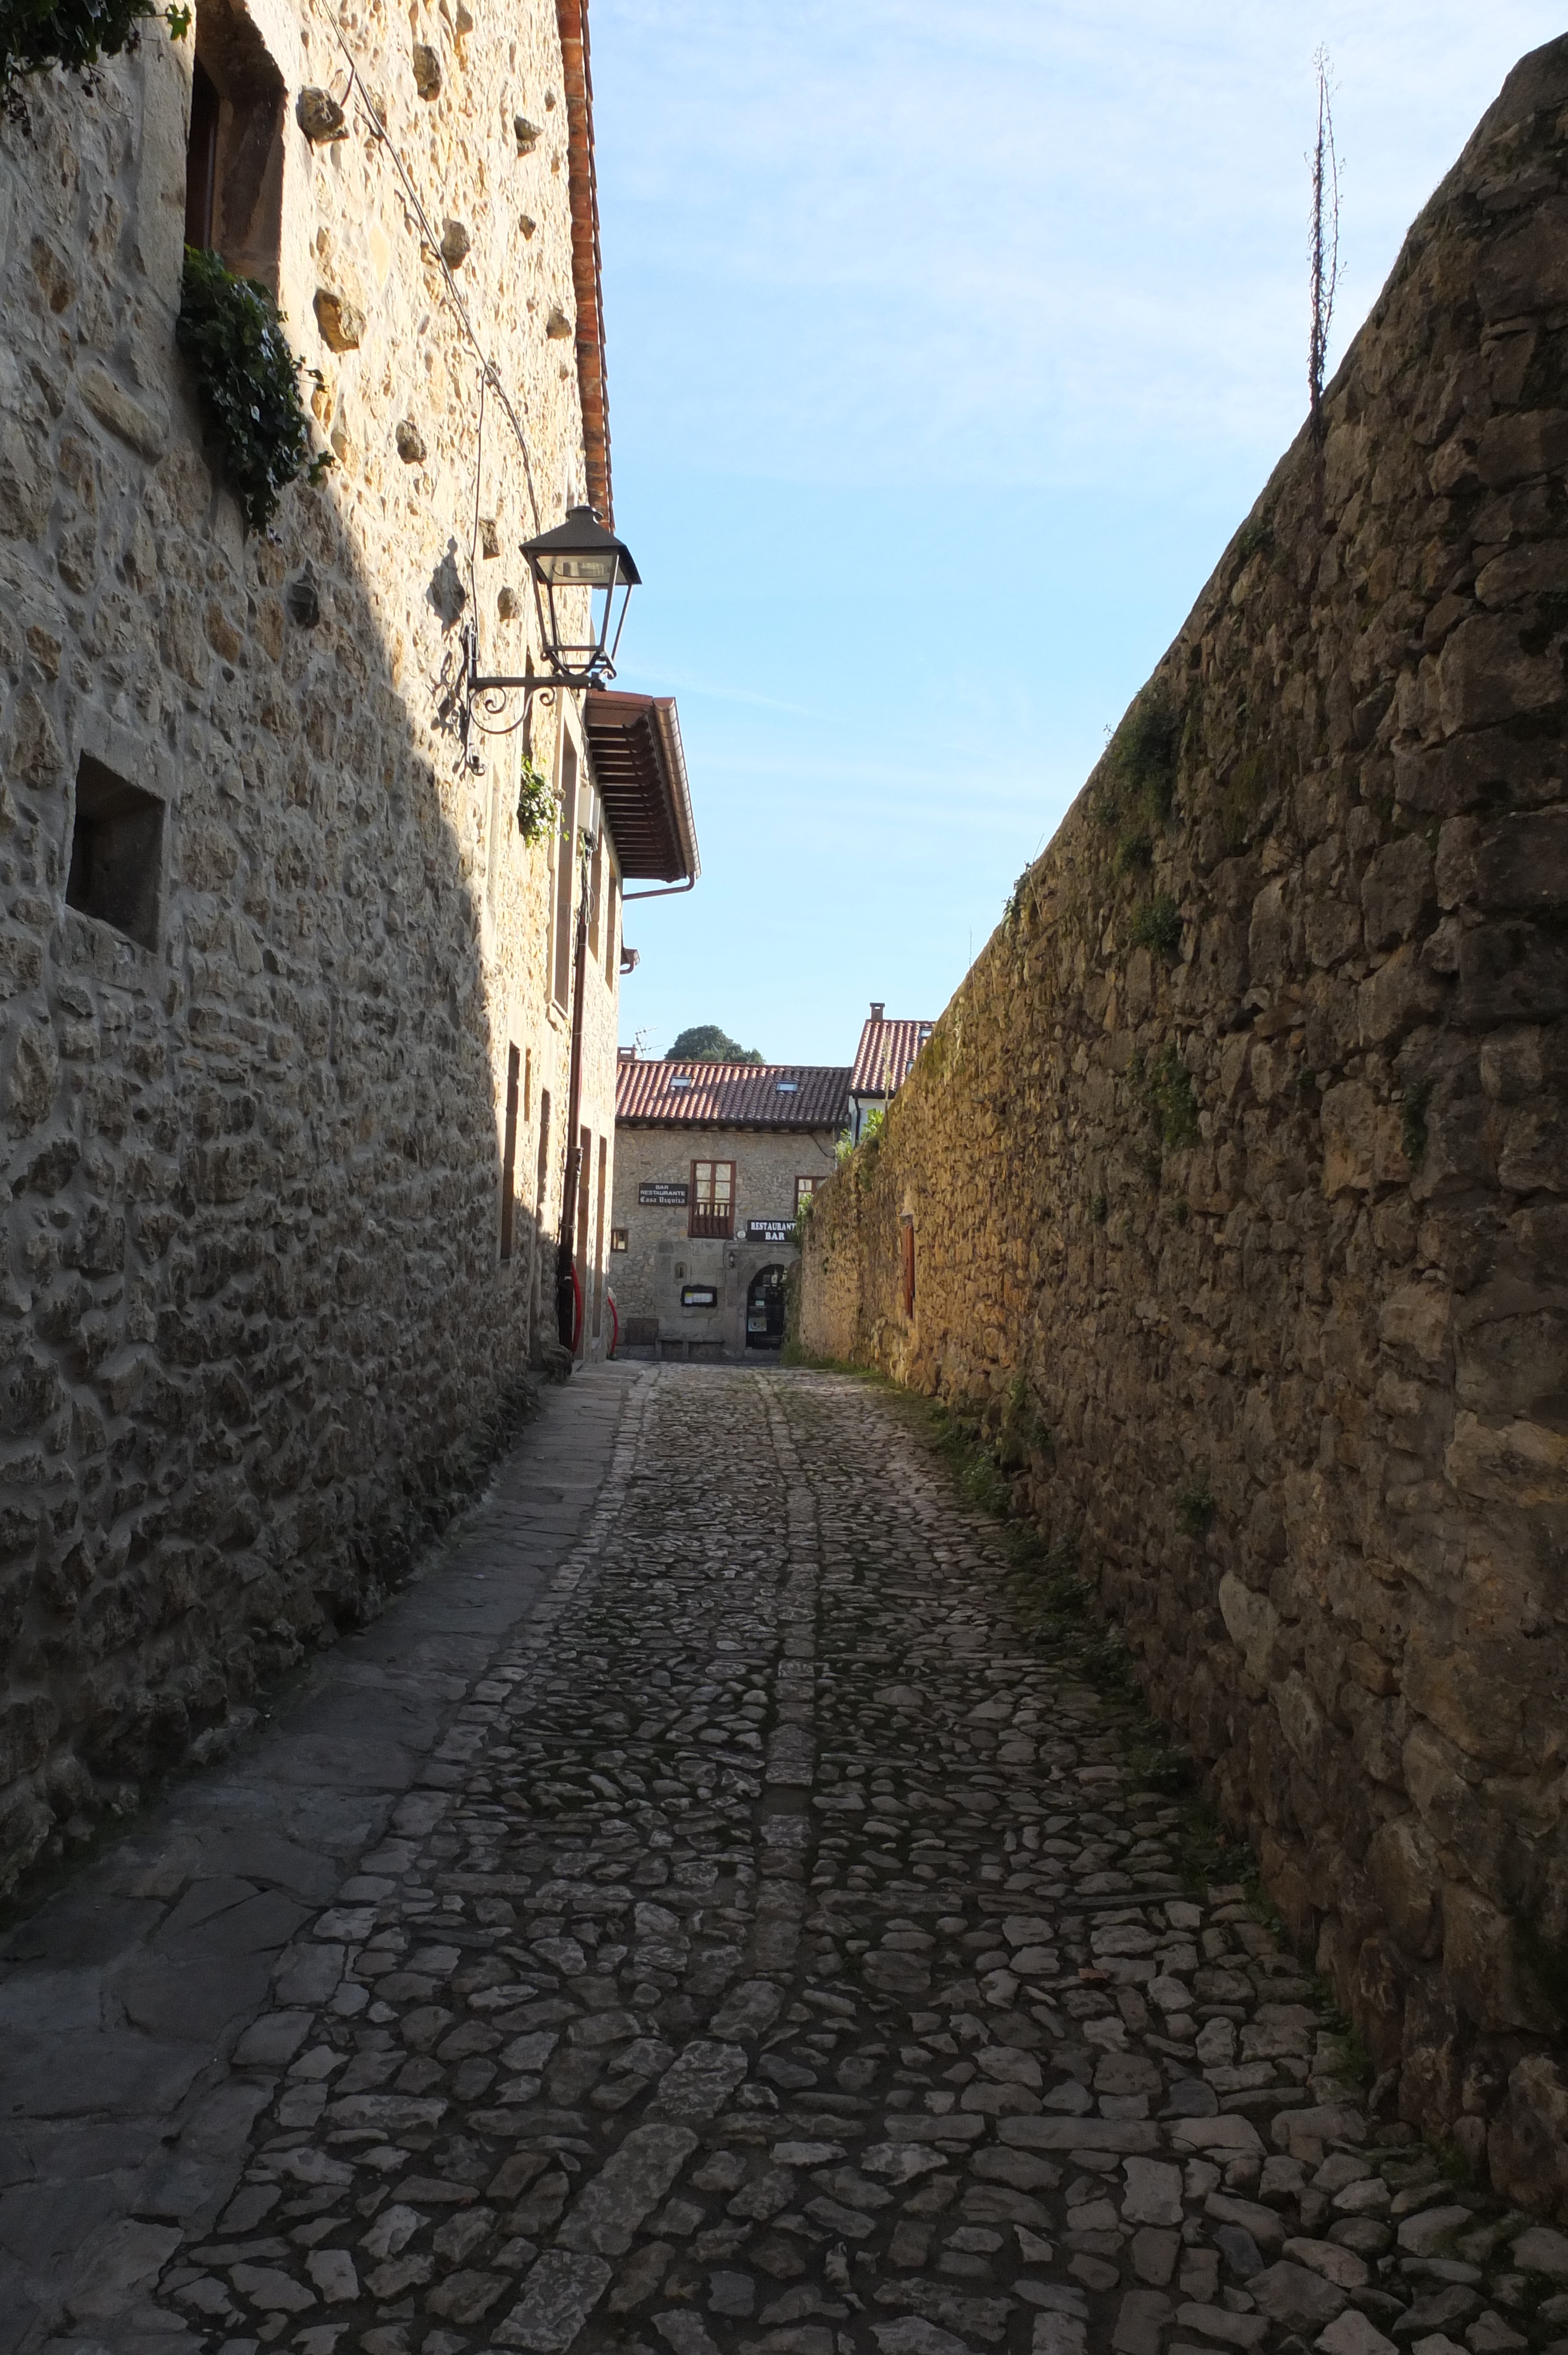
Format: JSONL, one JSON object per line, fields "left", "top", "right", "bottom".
{"left": 610, "top": 1054, "right": 846, "bottom": 1356}
{"left": 801, "top": 37, "right": 1568, "bottom": 2213}
{"left": 0, "top": 0, "right": 695, "bottom": 1886}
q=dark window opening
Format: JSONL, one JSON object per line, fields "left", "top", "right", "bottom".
{"left": 500, "top": 1044, "right": 520, "bottom": 1262}
{"left": 183, "top": 0, "right": 285, "bottom": 288}
{"left": 900, "top": 1216, "right": 916, "bottom": 1319}
{"left": 185, "top": 58, "right": 221, "bottom": 248}
{"left": 65, "top": 755, "right": 165, "bottom": 952}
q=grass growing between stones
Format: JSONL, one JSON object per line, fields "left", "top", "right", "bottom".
{"left": 903, "top": 1385, "right": 1308, "bottom": 1923}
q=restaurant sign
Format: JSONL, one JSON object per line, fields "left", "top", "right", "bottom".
{"left": 639, "top": 1181, "right": 689, "bottom": 1206}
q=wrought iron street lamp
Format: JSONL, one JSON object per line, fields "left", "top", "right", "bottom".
{"left": 462, "top": 503, "right": 640, "bottom": 744}
{"left": 521, "top": 504, "right": 640, "bottom": 689}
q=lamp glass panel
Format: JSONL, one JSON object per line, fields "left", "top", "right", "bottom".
{"left": 537, "top": 552, "right": 619, "bottom": 587}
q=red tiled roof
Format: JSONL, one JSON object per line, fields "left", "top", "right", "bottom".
{"left": 617, "top": 1060, "right": 851, "bottom": 1129}
{"left": 851, "top": 1016, "right": 933, "bottom": 1096}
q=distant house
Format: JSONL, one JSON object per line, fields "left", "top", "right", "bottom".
{"left": 610, "top": 1055, "right": 850, "bottom": 1357}
{"left": 848, "top": 1003, "right": 934, "bottom": 1140}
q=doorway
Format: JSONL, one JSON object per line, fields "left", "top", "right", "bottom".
{"left": 745, "top": 1264, "right": 788, "bottom": 1351}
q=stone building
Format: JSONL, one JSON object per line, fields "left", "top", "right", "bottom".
{"left": 0, "top": 0, "right": 696, "bottom": 1885}
{"left": 610, "top": 1053, "right": 847, "bottom": 1356}
{"left": 800, "top": 35, "right": 1568, "bottom": 2210}
{"left": 847, "top": 999, "right": 932, "bottom": 1140}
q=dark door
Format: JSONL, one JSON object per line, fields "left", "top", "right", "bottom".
{"left": 746, "top": 1264, "right": 787, "bottom": 1350}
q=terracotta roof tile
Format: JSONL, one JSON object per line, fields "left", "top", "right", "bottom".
{"left": 617, "top": 1059, "right": 850, "bottom": 1129}
{"left": 851, "top": 1016, "right": 933, "bottom": 1096}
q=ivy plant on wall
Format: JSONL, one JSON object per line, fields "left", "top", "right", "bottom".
{"left": 1, "top": 0, "right": 189, "bottom": 88}
{"left": 176, "top": 248, "right": 332, "bottom": 531}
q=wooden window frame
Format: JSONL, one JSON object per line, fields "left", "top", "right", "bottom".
{"left": 689, "top": 1157, "right": 735, "bottom": 1240}
{"left": 795, "top": 1173, "right": 819, "bottom": 1209}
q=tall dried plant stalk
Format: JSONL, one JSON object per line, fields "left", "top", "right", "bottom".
{"left": 1309, "top": 47, "right": 1341, "bottom": 432}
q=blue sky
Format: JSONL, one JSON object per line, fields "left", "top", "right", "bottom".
{"left": 594, "top": 2, "right": 1563, "bottom": 1070}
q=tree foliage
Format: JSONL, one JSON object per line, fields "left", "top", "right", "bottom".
{"left": 2, "top": 0, "right": 189, "bottom": 87}
{"left": 666, "top": 1024, "right": 762, "bottom": 1066}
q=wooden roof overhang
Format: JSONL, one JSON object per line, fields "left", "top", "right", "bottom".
{"left": 585, "top": 689, "right": 700, "bottom": 884}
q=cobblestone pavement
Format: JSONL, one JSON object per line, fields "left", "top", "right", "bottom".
{"left": 58, "top": 1368, "right": 1568, "bottom": 2355}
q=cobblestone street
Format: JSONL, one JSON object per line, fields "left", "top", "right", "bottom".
{"left": 15, "top": 1367, "right": 1566, "bottom": 2355}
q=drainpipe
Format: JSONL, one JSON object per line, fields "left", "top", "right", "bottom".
{"left": 556, "top": 841, "right": 593, "bottom": 1352}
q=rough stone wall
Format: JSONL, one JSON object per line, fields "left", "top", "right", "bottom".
{"left": 611, "top": 1122, "right": 838, "bottom": 1353}
{"left": 801, "top": 36, "right": 1568, "bottom": 2213}
{"left": 0, "top": 0, "right": 624, "bottom": 1885}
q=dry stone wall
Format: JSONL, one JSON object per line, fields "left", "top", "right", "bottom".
{"left": 800, "top": 35, "right": 1568, "bottom": 2215}
{"left": 0, "top": 0, "right": 622, "bottom": 1888}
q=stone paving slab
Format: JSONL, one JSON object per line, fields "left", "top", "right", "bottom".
{"left": 12, "top": 1368, "right": 1566, "bottom": 2355}
{"left": 0, "top": 1365, "right": 640, "bottom": 2355}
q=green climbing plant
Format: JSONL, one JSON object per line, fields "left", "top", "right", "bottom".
{"left": 176, "top": 248, "right": 331, "bottom": 532}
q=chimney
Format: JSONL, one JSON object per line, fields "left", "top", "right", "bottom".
{"left": 870, "top": 1001, "right": 885, "bottom": 1020}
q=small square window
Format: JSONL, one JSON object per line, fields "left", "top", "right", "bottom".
{"left": 610, "top": 1227, "right": 629, "bottom": 1252}
{"left": 65, "top": 755, "right": 165, "bottom": 951}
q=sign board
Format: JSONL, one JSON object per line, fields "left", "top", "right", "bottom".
{"left": 746, "top": 1218, "right": 796, "bottom": 1244}
{"left": 639, "top": 1181, "right": 689, "bottom": 1206}
{"left": 680, "top": 1285, "right": 717, "bottom": 1308}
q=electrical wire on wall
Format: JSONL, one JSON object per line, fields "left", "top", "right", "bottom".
{"left": 319, "top": 6, "right": 546, "bottom": 538}
{"left": 309, "top": 6, "right": 573, "bottom": 766}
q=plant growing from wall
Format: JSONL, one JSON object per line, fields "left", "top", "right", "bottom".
{"left": 1130, "top": 1041, "right": 1200, "bottom": 1149}
{"left": 1175, "top": 1477, "right": 1217, "bottom": 1537}
{"left": 1131, "top": 892, "right": 1182, "bottom": 961}
{"left": 1, "top": 0, "right": 188, "bottom": 87}
{"left": 176, "top": 248, "right": 331, "bottom": 531}
{"left": 1094, "top": 679, "right": 1183, "bottom": 871}
{"left": 851, "top": 1105, "right": 886, "bottom": 1192}
{"left": 1401, "top": 1077, "right": 1434, "bottom": 1170}
{"left": 515, "top": 755, "right": 556, "bottom": 845}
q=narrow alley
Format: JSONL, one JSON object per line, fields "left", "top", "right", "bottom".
{"left": 4, "top": 1370, "right": 1557, "bottom": 2355}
